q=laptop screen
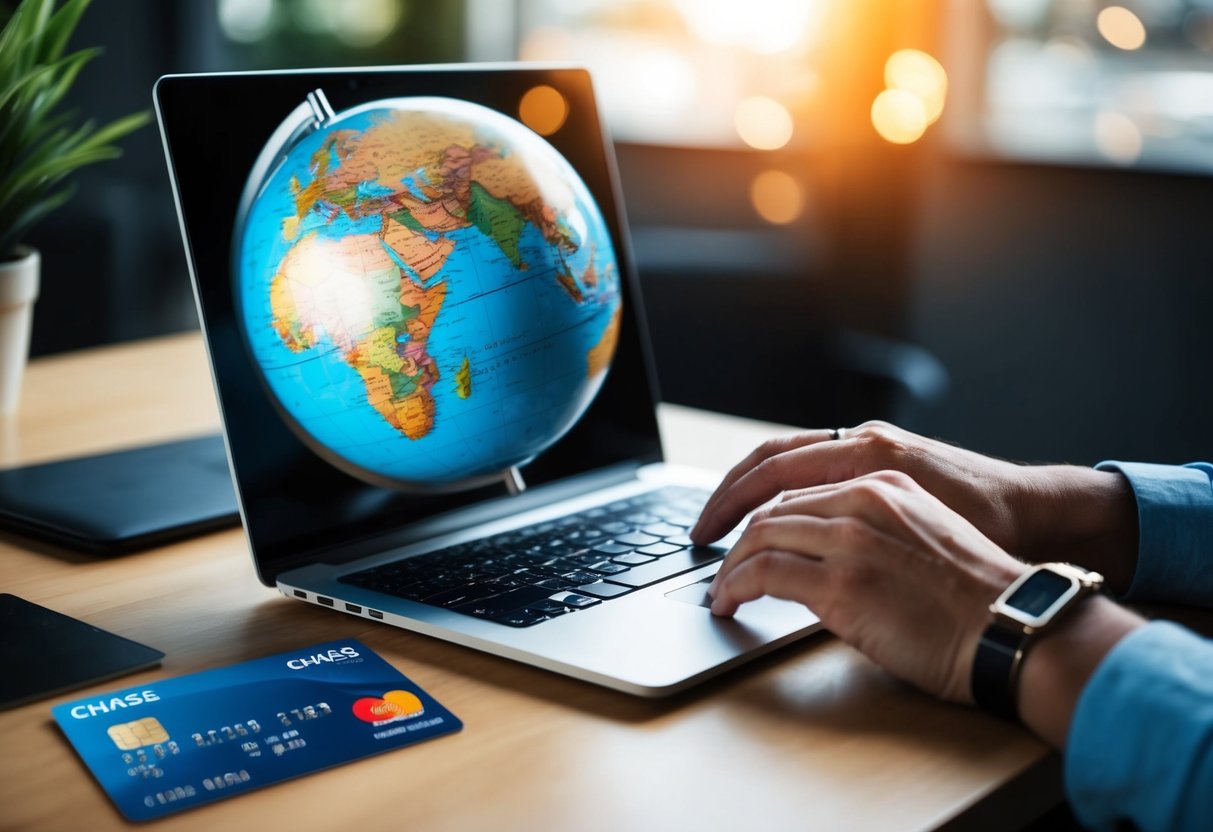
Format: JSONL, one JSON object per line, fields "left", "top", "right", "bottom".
{"left": 155, "top": 67, "right": 663, "bottom": 585}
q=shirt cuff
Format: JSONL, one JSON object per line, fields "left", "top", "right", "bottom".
{"left": 1094, "top": 461, "right": 1213, "bottom": 605}
{"left": 1066, "top": 621, "right": 1213, "bottom": 832}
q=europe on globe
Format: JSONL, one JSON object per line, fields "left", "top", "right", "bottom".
{"left": 236, "top": 94, "right": 622, "bottom": 489}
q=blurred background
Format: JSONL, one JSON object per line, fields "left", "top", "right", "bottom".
{"left": 15, "top": 0, "right": 1213, "bottom": 466}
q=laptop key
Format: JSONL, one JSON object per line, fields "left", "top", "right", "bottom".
{"left": 554, "top": 592, "right": 600, "bottom": 609}
{"left": 613, "top": 531, "right": 661, "bottom": 547}
{"left": 612, "top": 552, "right": 657, "bottom": 566}
{"left": 642, "top": 523, "right": 687, "bottom": 538}
{"left": 637, "top": 542, "right": 685, "bottom": 557}
{"left": 603, "top": 546, "right": 726, "bottom": 589}
{"left": 561, "top": 570, "right": 602, "bottom": 585}
{"left": 592, "top": 542, "right": 633, "bottom": 556}
{"left": 575, "top": 581, "right": 633, "bottom": 599}
{"left": 495, "top": 610, "right": 549, "bottom": 627}
{"left": 588, "top": 561, "right": 629, "bottom": 575}
{"left": 528, "top": 599, "right": 571, "bottom": 616}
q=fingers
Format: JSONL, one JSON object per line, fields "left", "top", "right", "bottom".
{"left": 709, "top": 472, "right": 928, "bottom": 601}
{"left": 709, "top": 549, "right": 828, "bottom": 617}
{"left": 692, "top": 422, "right": 927, "bottom": 545}
{"left": 692, "top": 438, "right": 854, "bottom": 544}
{"left": 707, "top": 511, "right": 878, "bottom": 600}
{"left": 691, "top": 430, "right": 839, "bottom": 540}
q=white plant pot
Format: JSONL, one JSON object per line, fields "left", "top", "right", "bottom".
{"left": 0, "top": 246, "right": 40, "bottom": 415}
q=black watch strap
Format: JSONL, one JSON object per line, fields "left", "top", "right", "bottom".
{"left": 971, "top": 624, "right": 1023, "bottom": 720}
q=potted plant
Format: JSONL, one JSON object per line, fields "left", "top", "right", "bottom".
{"left": 0, "top": 0, "right": 148, "bottom": 413}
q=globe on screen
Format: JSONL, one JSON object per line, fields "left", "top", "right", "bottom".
{"left": 236, "top": 95, "right": 622, "bottom": 489}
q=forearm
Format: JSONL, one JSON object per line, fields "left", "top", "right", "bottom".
{"left": 1019, "top": 466, "right": 1139, "bottom": 595}
{"left": 1015, "top": 596, "right": 1145, "bottom": 747}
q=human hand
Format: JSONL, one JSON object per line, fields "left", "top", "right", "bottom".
{"left": 707, "top": 470, "right": 1027, "bottom": 702}
{"left": 690, "top": 422, "right": 1138, "bottom": 593}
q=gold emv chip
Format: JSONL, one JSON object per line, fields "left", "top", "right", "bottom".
{"left": 107, "top": 717, "right": 170, "bottom": 750}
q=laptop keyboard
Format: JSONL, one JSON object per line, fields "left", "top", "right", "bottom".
{"left": 338, "top": 486, "right": 725, "bottom": 628}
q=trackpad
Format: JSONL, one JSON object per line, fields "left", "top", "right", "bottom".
{"left": 665, "top": 577, "right": 715, "bottom": 608}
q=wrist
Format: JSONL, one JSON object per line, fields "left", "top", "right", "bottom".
{"left": 1018, "top": 466, "right": 1139, "bottom": 593}
{"left": 1016, "top": 596, "right": 1144, "bottom": 747}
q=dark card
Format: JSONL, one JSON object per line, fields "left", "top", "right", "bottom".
{"left": 0, "top": 594, "right": 164, "bottom": 710}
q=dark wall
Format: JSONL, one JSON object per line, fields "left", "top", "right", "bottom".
{"left": 907, "top": 158, "right": 1213, "bottom": 466}
{"left": 617, "top": 142, "right": 934, "bottom": 430}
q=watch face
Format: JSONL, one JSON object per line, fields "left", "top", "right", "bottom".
{"left": 1005, "top": 568, "right": 1074, "bottom": 617}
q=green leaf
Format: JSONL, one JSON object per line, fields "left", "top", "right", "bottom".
{"left": 73, "top": 110, "right": 151, "bottom": 153}
{"left": 41, "top": 0, "right": 91, "bottom": 63}
{"left": 0, "top": 9, "right": 31, "bottom": 81}
{"left": 0, "top": 0, "right": 145, "bottom": 248}
{"left": 27, "top": 47, "right": 99, "bottom": 121}
{"left": 5, "top": 143, "right": 118, "bottom": 200}
{"left": 0, "top": 49, "right": 96, "bottom": 140}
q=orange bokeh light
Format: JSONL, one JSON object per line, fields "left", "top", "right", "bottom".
{"left": 749, "top": 170, "right": 804, "bottom": 225}
{"left": 871, "top": 89, "right": 928, "bottom": 145}
{"left": 518, "top": 85, "right": 569, "bottom": 136}
{"left": 885, "top": 49, "right": 947, "bottom": 124}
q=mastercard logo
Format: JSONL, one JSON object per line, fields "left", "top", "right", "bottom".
{"left": 352, "top": 689, "right": 425, "bottom": 724}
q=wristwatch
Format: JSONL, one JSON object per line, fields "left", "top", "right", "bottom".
{"left": 971, "top": 562, "right": 1104, "bottom": 720}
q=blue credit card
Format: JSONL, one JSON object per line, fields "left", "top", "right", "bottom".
{"left": 52, "top": 639, "right": 461, "bottom": 821}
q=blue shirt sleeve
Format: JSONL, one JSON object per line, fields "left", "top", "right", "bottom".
{"left": 1094, "top": 461, "right": 1213, "bottom": 606}
{"left": 1066, "top": 621, "right": 1213, "bottom": 832}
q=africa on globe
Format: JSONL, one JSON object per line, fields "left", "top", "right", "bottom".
{"left": 235, "top": 93, "right": 622, "bottom": 489}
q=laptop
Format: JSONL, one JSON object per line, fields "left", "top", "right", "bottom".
{"left": 154, "top": 65, "right": 821, "bottom": 696}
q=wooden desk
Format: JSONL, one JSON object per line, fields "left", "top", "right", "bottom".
{"left": 0, "top": 334, "right": 1058, "bottom": 831}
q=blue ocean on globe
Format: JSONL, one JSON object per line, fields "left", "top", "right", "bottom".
{"left": 235, "top": 96, "right": 622, "bottom": 488}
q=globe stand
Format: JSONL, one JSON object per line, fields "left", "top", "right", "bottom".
{"left": 503, "top": 466, "right": 526, "bottom": 496}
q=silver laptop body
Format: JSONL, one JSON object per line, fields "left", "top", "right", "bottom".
{"left": 155, "top": 65, "right": 820, "bottom": 697}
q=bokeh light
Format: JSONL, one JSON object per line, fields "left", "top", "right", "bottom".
{"left": 734, "top": 96, "right": 795, "bottom": 150}
{"left": 871, "top": 89, "right": 928, "bottom": 144}
{"left": 1094, "top": 110, "right": 1143, "bottom": 163}
{"left": 218, "top": 0, "right": 276, "bottom": 42}
{"left": 519, "top": 85, "right": 569, "bottom": 136}
{"left": 749, "top": 170, "right": 804, "bottom": 225}
{"left": 885, "top": 49, "right": 948, "bottom": 124}
{"left": 1097, "top": 6, "right": 1147, "bottom": 51}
